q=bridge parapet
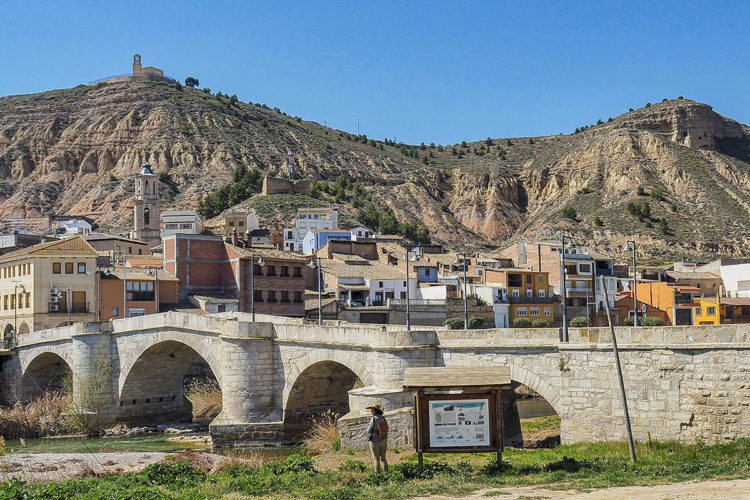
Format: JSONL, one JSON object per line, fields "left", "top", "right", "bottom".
{"left": 569, "top": 324, "right": 750, "bottom": 346}
{"left": 18, "top": 321, "right": 108, "bottom": 348}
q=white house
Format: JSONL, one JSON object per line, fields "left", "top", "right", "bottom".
{"left": 161, "top": 210, "right": 204, "bottom": 237}
{"left": 320, "top": 254, "right": 416, "bottom": 307}
{"left": 720, "top": 263, "right": 750, "bottom": 297}
{"left": 349, "top": 226, "right": 373, "bottom": 241}
{"left": 283, "top": 207, "right": 338, "bottom": 252}
{"left": 58, "top": 218, "right": 93, "bottom": 235}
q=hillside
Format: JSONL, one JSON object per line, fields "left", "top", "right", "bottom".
{"left": 2, "top": 80, "right": 750, "bottom": 259}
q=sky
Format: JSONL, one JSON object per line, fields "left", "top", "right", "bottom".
{"left": 1, "top": 1, "right": 749, "bottom": 145}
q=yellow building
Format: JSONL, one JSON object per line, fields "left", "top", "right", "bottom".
{"left": 694, "top": 297, "right": 721, "bottom": 325}
{"left": 0, "top": 236, "right": 98, "bottom": 339}
{"left": 483, "top": 268, "right": 555, "bottom": 324}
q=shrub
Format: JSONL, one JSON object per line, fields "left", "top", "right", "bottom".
{"left": 455, "top": 459, "right": 474, "bottom": 475}
{"left": 338, "top": 459, "right": 368, "bottom": 473}
{"left": 593, "top": 216, "right": 603, "bottom": 226}
{"left": 184, "top": 76, "right": 199, "bottom": 88}
{"left": 282, "top": 454, "right": 316, "bottom": 473}
{"left": 562, "top": 206, "right": 577, "bottom": 220}
{"left": 444, "top": 318, "right": 465, "bottom": 329}
{"left": 643, "top": 317, "right": 664, "bottom": 326}
{"left": 531, "top": 319, "right": 548, "bottom": 328}
{"left": 389, "top": 461, "right": 456, "bottom": 479}
{"left": 468, "top": 317, "right": 485, "bottom": 329}
{"left": 570, "top": 316, "right": 590, "bottom": 327}
{"left": 513, "top": 318, "right": 531, "bottom": 328}
{"left": 479, "top": 456, "right": 512, "bottom": 476}
{"left": 0, "top": 390, "right": 70, "bottom": 439}
{"left": 158, "top": 170, "right": 171, "bottom": 183}
{"left": 637, "top": 186, "right": 646, "bottom": 196}
{"left": 303, "top": 410, "right": 340, "bottom": 453}
{"left": 623, "top": 316, "right": 635, "bottom": 326}
{"left": 543, "top": 456, "right": 592, "bottom": 473}
{"left": 108, "top": 173, "right": 117, "bottom": 182}
{"left": 140, "top": 460, "right": 206, "bottom": 489}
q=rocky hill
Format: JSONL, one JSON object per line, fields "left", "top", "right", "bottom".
{"left": 2, "top": 80, "right": 750, "bottom": 259}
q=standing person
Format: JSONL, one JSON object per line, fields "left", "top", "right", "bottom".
{"left": 366, "top": 403, "right": 389, "bottom": 473}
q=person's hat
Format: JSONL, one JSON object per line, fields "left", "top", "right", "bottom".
{"left": 366, "top": 403, "right": 384, "bottom": 413}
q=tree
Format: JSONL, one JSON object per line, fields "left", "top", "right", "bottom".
{"left": 185, "top": 77, "right": 199, "bottom": 88}
{"left": 562, "top": 206, "right": 577, "bottom": 220}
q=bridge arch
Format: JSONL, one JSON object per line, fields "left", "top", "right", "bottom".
{"left": 116, "top": 339, "right": 222, "bottom": 424}
{"left": 20, "top": 351, "right": 72, "bottom": 400}
{"left": 282, "top": 351, "right": 373, "bottom": 436}
{"left": 509, "top": 365, "right": 561, "bottom": 416}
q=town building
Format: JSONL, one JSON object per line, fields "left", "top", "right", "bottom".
{"left": 161, "top": 210, "right": 204, "bottom": 238}
{"left": 163, "top": 233, "right": 309, "bottom": 317}
{"left": 694, "top": 297, "right": 721, "bottom": 325}
{"left": 320, "top": 253, "right": 415, "bottom": 307}
{"left": 302, "top": 229, "right": 352, "bottom": 255}
{"left": 248, "top": 229, "right": 271, "bottom": 245}
{"left": 349, "top": 226, "right": 373, "bottom": 241}
{"left": 131, "top": 163, "right": 162, "bottom": 248}
{"left": 0, "top": 233, "right": 57, "bottom": 255}
{"left": 483, "top": 268, "right": 556, "bottom": 325}
{"left": 718, "top": 262, "right": 750, "bottom": 297}
{"left": 635, "top": 281, "right": 701, "bottom": 326}
{"left": 98, "top": 267, "right": 179, "bottom": 320}
{"left": 0, "top": 236, "right": 98, "bottom": 335}
{"left": 48, "top": 215, "right": 96, "bottom": 236}
{"left": 613, "top": 295, "right": 670, "bottom": 326}
{"left": 84, "top": 233, "right": 150, "bottom": 260}
{"left": 283, "top": 207, "right": 338, "bottom": 252}
{"left": 664, "top": 270, "right": 721, "bottom": 297}
{"left": 217, "top": 209, "right": 260, "bottom": 237}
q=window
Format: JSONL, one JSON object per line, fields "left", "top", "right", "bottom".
{"left": 77, "top": 262, "right": 87, "bottom": 274}
{"left": 508, "top": 274, "right": 522, "bottom": 287}
{"left": 254, "top": 289, "right": 264, "bottom": 302}
{"left": 516, "top": 307, "right": 527, "bottom": 316}
{"left": 287, "top": 231, "right": 293, "bottom": 239}
{"left": 695, "top": 307, "right": 702, "bottom": 316}
{"left": 280, "top": 266, "right": 289, "bottom": 277}
{"left": 267, "top": 290, "right": 277, "bottom": 302}
{"left": 539, "top": 275, "right": 545, "bottom": 283}
{"left": 25, "top": 293, "right": 30, "bottom": 308}
{"left": 526, "top": 274, "right": 532, "bottom": 284}
{"left": 293, "top": 266, "right": 302, "bottom": 278}
{"left": 512, "top": 289, "right": 520, "bottom": 298}
{"left": 530, "top": 307, "right": 540, "bottom": 316}
{"left": 239, "top": 221, "right": 244, "bottom": 227}
{"left": 579, "top": 263, "right": 591, "bottom": 273}
{"left": 707, "top": 306, "right": 716, "bottom": 316}
{"left": 180, "top": 224, "right": 192, "bottom": 229}
{"left": 128, "top": 247, "right": 132, "bottom": 253}
{"left": 293, "top": 291, "right": 303, "bottom": 303}
{"left": 128, "top": 307, "right": 145, "bottom": 317}
{"left": 2, "top": 295, "right": 6, "bottom": 310}
{"left": 281, "top": 291, "right": 290, "bottom": 303}
{"left": 10, "top": 294, "right": 15, "bottom": 309}
{"left": 379, "top": 281, "right": 383, "bottom": 288}
{"left": 229, "top": 221, "right": 234, "bottom": 226}
{"left": 112, "top": 308, "right": 119, "bottom": 317}
{"left": 402, "top": 281, "right": 406, "bottom": 287}
{"left": 53, "top": 262, "right": 61, "bottom": 274}
{"left": 544, "top": 307, "right": 551, "bottom": 316}
{"left": 266, "top": 265, "right": 276, "bottom": 276}
{"left": 65, "top": 262, "right": 74, "bottom": 274}
{"left": 539, "top": 290, "right": 546, "bottom": 298}
{"left": 526, "top": 289, "right": 533, "bottom": 298}
{"left": 71, "top": 291, "right": 86, "bottom": 313}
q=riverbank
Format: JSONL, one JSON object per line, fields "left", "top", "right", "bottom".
{"left": 2, "top": 438, "right": 750, "bottom": 498}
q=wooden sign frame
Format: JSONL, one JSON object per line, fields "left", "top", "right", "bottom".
{"left": 415, "top": 391, "right": 501, "bottom": 454}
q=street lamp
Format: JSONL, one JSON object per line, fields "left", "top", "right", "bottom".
{"left": 406, "top": 246, "right": 422, "bottom": 331}
{"left": 455, "top": 254, "right": 468, "bottom": 330}
{"left": 624, "top": 240, "right": 638, "bottom": 327}
{"left": 251, "top": 254, "right": 264, "bottom": 322}
{"left": 308, "top": 256, "right": 322, "bottom": 325}
{"left": 560, "top": 235, "right": 575, "bottom": 342}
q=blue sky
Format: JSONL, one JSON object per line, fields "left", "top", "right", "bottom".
{"left": 1, "top": 1, "right": 749, "bottom": 145}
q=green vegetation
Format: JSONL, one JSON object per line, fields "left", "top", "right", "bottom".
{"left": 561, "top": 206, "right": 577, "bottom": 221}
{"left": 197, "top": 164, "right": 263, "bottom": 219}
{"left": 520, "top": 415, "right": 561, "bottom": 432}
{"left": 444, "top": 318, "right": 465, "bottom": 329}
{"left": 531, "top": 319, "right": 548, "bottom": 328}
{"left": 512, "top": 318, "right": 531, "bottom": 328}
{"left": 7, "top": 439, "right": 750, "bottom": 498}
{"left": 468, "top": 317, "right": 485, "bottom": 329}
{"left": 593, "top": 216, "right": 603, "bottom": 227}
{"left": 3, "top": 434, "right": 208, "bottom": 455}
{"left": 569, "top": 316, "right": 590, "bottom": 327}
{"left": 624, "top": 316, "right": 664, "bottom": 326}
{"left": 184, "top": 77, "right": 199, "bottom": 88}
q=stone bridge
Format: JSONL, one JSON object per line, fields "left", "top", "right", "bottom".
{"left": 2, "top": 311, "right": 750, "bottom": 447}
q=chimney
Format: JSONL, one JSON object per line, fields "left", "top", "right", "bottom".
{"left": 245, "top": 229, "right": 252, "bottom": 248}
{"left": 231, "top": 227, "right": 238, "bottom": 246}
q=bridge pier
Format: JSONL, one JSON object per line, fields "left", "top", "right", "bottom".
{"left": 70, "top": 327, "right": 117, "bottom": 425}
{"left": 210, "top": 324, "right": 284, "bottom": 447}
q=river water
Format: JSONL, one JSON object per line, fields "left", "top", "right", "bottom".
{"left": 517, "top": 396, "right": 556, "bottom": 419}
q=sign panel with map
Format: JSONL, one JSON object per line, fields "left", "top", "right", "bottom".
{"left": 428, "top": 399, "right": 491, "bottom": 448}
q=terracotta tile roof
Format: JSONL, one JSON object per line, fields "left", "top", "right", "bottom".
{"left": 226, "top": 243, "right": 308, "bottom": 262}
{"left": 320, "top": 258, "right": 411, "bottom": 280}
{"left": 0, "top": 235, "right": 98, "bottom": 261}
{"left": 666, "top": 271, "right": 720, "bottom": 280}
{"left": 101, "top": 266, "right": 179, "bottom": 282}
{"left": 720, "top": 297, "right": 750, "bottom": 305}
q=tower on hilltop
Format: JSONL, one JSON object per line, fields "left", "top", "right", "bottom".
{"left": 132, "top": 162, "right": 161, "bottom": 248}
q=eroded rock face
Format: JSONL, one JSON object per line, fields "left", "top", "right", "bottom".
{"left": 2, "top": 84, "right": 750, "bottom": 258}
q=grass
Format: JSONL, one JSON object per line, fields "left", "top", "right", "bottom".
{"left": 4, "top": 439, "right": 750, "bottom": 498}
{"left": 0, "top": 391, "right": 70, "bottom": 439}
{"left": 520, "top": 415, "right": 560, "bottom": 432}
{"left": 303, "top": 410, "right": 341, "bottom": 454}
{"left": 2, "top": 433, "right": 210, "bottom": 454}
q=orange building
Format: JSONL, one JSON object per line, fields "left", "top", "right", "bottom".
{"left": 635, "top": 282, "right": 701, "bottom": 326}
{"left": 98, "top": 267, "right": 179, "bottom": 320}
{"left": 484, "top": 268, "right": 556, "bottom": 324}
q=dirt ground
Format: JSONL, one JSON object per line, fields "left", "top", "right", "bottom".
{"left": 427, "top": 478, "right": 750, "bottom": 499}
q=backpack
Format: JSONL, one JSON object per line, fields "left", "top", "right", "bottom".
{"left": 375, "top": 415, "right": 389, "bottom": 438}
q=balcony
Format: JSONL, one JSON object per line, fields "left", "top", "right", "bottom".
{"left": 508, "top": 296, "right": 559, "bottom": 304}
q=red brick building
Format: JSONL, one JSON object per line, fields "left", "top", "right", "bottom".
{"left": 163, "top": 234, "right": 309, "bottom": 317}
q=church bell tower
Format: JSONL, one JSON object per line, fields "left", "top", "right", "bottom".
{"left": 132, "top": 162, "right": 161, "bottom": 248}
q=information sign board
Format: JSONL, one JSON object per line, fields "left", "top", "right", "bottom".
{"left": 428, "top": 399, "right": 490, "bottom": 448}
